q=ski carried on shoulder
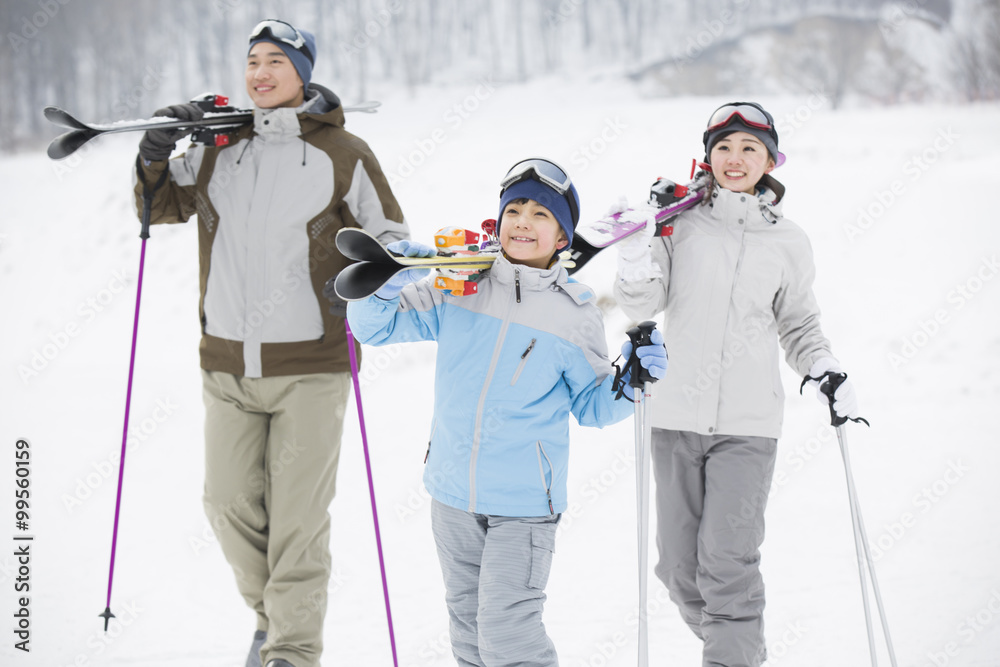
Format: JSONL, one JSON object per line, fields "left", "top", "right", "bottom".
{"left": 332, "top": 227, "right": 497, "bottom": 301}
{"left": 43, "top": 95, "right": 381, "bottom": 160}
{"left": 566, "top": 173, "right": 709, "bottom": 274}
{"left": 44, "top": 105, "right": 250, "bottom": 160}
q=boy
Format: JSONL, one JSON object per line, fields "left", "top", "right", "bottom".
{"left": 347, "top": 158, "right": 666, "bottom": 666}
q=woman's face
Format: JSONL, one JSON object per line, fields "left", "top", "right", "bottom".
{"left": 709, "top": 131, "right": 775, "bottom": 195}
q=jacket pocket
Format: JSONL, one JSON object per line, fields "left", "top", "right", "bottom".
{"left": 510, "top": 338, "right": 537, "bottom": 385}
{"left": 527, "top": 525, "right": 556, "bottom": 590}
{"left": 536, "top": 441, "right": 554, "bottom": 514}
{"left": 424, "top": 418, "right": 438, "bottom": 463}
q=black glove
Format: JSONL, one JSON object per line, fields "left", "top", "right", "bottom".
{"left": 138, "top": 103, "right": 205, "bottom": 161}
{"left": 322, "top": 276, "right": 348, "bottom": 318}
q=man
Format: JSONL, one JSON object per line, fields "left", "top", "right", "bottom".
{"left": 133, "top": 19, "right": 408, "bottom": 667}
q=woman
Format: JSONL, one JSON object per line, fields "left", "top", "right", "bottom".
{"left": 613, "top": 102, "right": 859, "bottom": 667}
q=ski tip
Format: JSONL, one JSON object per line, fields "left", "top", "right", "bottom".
{"left": 46, "top": 129, "right": 95, "bottom": 161}
{"left": 42, "top": 106, "right": 88, "bottom": 131}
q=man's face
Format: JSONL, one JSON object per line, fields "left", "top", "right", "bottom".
{"left": 246, "top": 42, "right": 304, "bottom": 109}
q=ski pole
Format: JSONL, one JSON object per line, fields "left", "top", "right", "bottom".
{"left": 626, "top": 321, "right": 659, "bottom": 667}
{"left": 345, "top": 321, "right": 399, "bottom": 667}
{"left": 810, "top": 372, "right": 897, "bottom": 667}
{"left": 835, "top": 423, "right": 899, "bottom": 667}
{"left": 100, "top": 159, "right": 168, "bottom": 631}
{"left": 838, "top": 423, "right": 878, "bottom": 664}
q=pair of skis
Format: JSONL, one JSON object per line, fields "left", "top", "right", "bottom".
{"left": 567, "top": 175, "right": 705, "bottom": 271}
{"left": 332, "top": 229, "right": 498, "bottom": 301}
{"left": 331, "top": 176, "right": 707, "bottom": 301}
{"left": 43, "top": 99, "right": 381, "bottom": 160}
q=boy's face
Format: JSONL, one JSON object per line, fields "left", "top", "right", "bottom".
{"left": 246, "top": 42, "right": 305, "bottom": 109}
{"left": 499, "top": 199, "right": 568, "bottom": 270}
{"left": 709, "top": 131, "right": 775, "bottom": 195}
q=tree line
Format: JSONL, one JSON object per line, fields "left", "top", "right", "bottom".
{"left": 1, "top": 0, "right": 997, "bottom": 152}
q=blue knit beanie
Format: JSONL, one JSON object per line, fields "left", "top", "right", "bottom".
{"left": 498, "top": 179, "right": 580, "bottom": 246}
{"left": 249, "top": 26, "right": 316, "bottom": 90}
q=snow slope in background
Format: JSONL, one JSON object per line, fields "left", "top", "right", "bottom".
{"left": 2, "top": 77, "right": 999, "bottom": 666}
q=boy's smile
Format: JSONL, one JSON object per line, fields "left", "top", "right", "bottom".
{"left": 499, "top": 199, "right": 568, "bottom": 270}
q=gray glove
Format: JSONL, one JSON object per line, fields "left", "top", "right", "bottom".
{"left": 138, "top": 103, "right": 205, "bottom": 161}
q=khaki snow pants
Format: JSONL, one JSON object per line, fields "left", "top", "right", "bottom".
{"left": 201, "top": 370, "right": 350, "bottom": 667}
{"left": 651, "top": 428, "right": 777, "bottom": 667}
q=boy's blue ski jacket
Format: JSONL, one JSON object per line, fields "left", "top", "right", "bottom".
{"left": 347, "top": 254, "right": 633, "bottom": 517}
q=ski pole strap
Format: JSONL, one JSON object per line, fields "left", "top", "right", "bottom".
{"left": 611, "top": 356, "right": 633, "bottom": 402}
{"left": 134, "top": 155, "right": 170, "bottom": 240}
{"left": 799, "top": 370, "right": 870, "bottom": 428}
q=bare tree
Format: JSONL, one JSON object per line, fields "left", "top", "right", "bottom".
{"left": 0, "top": 0, "right": 970, "bottom": 154}
{"left": 948, "top": 0, "right": 1000, "bottom": 100}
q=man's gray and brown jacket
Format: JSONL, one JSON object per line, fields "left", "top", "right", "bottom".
{"left": 134, "top": 84, "right": 408, "bottom": 377}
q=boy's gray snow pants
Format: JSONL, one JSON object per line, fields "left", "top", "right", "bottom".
{"left": 431, "top": 498, "right": 560, "bottom": 667}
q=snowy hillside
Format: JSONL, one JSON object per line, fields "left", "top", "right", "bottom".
{"left": 2, "top": 77, "right": 999, "bottom": 666}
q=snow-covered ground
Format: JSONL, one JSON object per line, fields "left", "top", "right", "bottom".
{"left": 2, "top": 76, "right": 999, "bottom": 666}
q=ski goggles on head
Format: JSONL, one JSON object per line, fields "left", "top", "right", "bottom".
{"left": 706, "top": 102, "right": 773, "bottom": 132}
{"left": 249, "top": 19, "right": 314, "bottom": 63}
{"left": 500, "top": 158, "right": 579, "bottom": 224}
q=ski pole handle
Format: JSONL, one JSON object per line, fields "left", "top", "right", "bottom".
{"left": 818, "top": 371, "right": 848, "bottom": 427}
{"left": 800, "top": 370, "right": 869, "bottom": 428}
{"left": 133, "top": 154, "right": 172, "bottom": 239}
{"left": 626, "top": 321, "right": 658, "bottom": 389}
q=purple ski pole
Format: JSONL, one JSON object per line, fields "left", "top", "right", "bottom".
{"left": 100, "top": 235, "right": 146, "bottom": 630}
{"left": 345, "top": 320, "right": 399, "bottom": 666}
{"left": 100, "top": 161, "right": 167, "bottom": 630}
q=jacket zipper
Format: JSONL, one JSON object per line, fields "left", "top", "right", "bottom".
{"left": 510, "top": 338, "right": 537, "bottom": 386}
{"left": 467, "top": 273, "right": 519, "bottom": 512}
{"left": 536, "top": 441, "right": 555, "bottom": 515}
{"left": 727, "top": 199, "right": 750, "bottom": 304}
{"left": 515, "top": 269, "right": 521, "bottom": 303}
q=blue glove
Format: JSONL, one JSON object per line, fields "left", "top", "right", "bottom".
{"left": 619, "top": 329, "right": 667, "bottom": 399}
{"left": 374, "top": 239, "right": 437, "bottom": 299}
{"left": 388, "top": 239, "right": 437, "bottom": 259}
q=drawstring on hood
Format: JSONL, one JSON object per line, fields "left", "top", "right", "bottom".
{"left": 236, "top": 136, "right": 253, "bottom": 165}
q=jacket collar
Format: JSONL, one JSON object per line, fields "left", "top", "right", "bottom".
{"left": 709, "top": 180, "right": 784, "bottom": 225}
{"left": 490, "top": 254, "right": 563, "bottom": 292}
{"left": 304, "top": 83, "right": 346, "bottom": 129}
{"left": 489, "top": 254, "right": 595, "bottom": 304}
{"left": 251, "top": 83, "right": 346, "bottom": 140}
